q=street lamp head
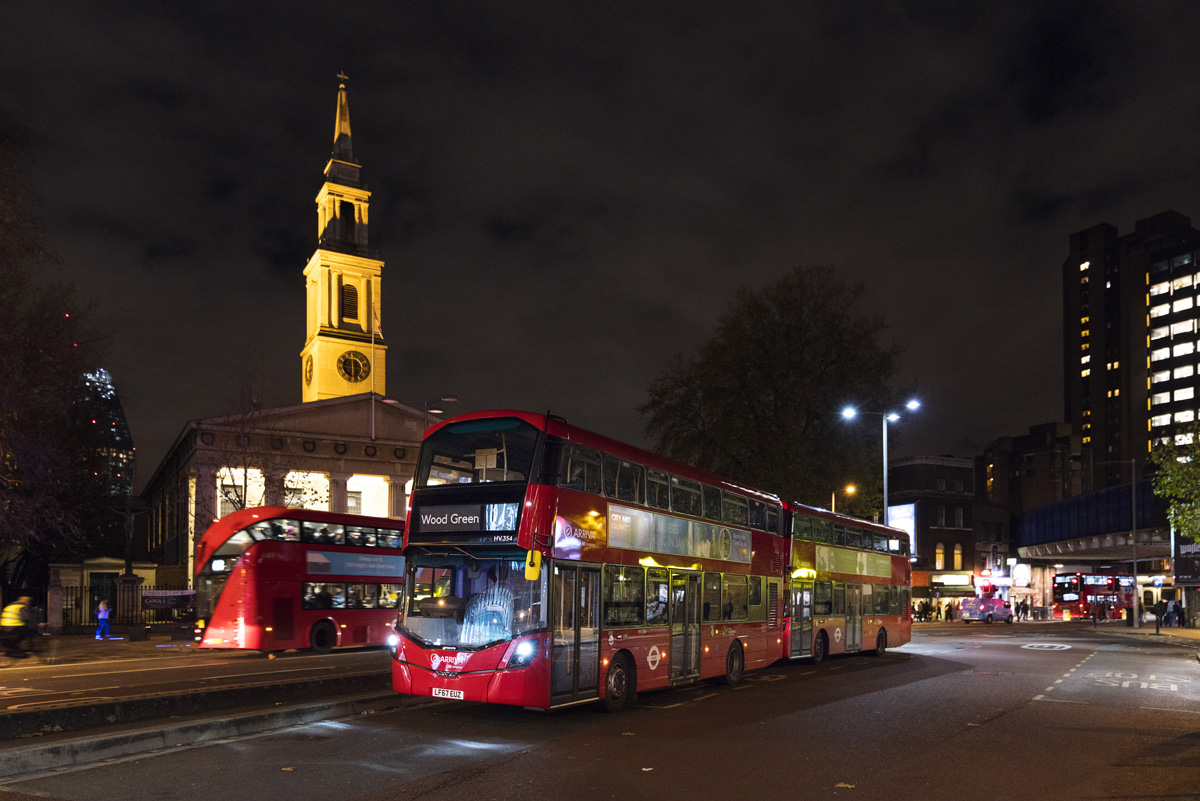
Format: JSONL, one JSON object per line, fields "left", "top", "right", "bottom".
{"left": 845, "top": 484, "right": 856, "bottom": 495}
{"left": 906, "top": 399, "right": 921, "bottom": 411}
{"left": 841, "top": 407, "right": 857, "bottom": 420}
{"left": 886, "top": 412, "right": 900, "bottom": 422}
{"left": 426, "top": 406, "right": 444, "bottom": 416}
{"left": 440, "top": 395, "right": 460, "bottom": 403}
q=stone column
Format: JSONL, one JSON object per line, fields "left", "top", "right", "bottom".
{"left": 329, "top": 472, "right": 350, "bottom": 514}
{"left": 386, "top": 477, "right": 404, "bottom": 520}
{"left": 265, "top": 469, "right": 287, "bottom": 507}
{"left": 46, "top": 566, "right": 64, "bottom": 635}
{"left": 194, "top": 466, "right": 217, "bottom": 528}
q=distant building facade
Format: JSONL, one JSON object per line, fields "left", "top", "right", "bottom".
{"left": 1064, "top": 211, "right": 1200, "bottom": 489}
{"left": 977, "top": 422, "right": 1087, "bottom": 516}
{"left": 888, "top": 456, "right": 1002, "bottom": 602}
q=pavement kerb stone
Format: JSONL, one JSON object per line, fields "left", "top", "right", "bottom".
{"left": 0, "top": 691, "right": 403, "bottom": 781}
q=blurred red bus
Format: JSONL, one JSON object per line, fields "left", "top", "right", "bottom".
{"left": 389, "top": 410, "right": 912, "bottom": 711}
{"left": 194, "top": 506, "right": 405, "bottom": 652}
{"left": 1052, "top": 573, "right": 1133, "bottom": 620}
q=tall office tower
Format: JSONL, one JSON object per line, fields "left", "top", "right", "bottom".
{"left": 1064, "top": 211, "right": 1200, "bottom": 489}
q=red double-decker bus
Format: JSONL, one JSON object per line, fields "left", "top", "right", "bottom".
{"left": 1052, "top": 573, "right": 1134, "bottom": 620}
{"left": 194, "top": 506, "right": 405, "bottom": 652}
{"left": 389, "top": 410, "right": 912, "bottom": 711}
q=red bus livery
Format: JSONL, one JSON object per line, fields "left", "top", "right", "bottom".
{"left": 195, "top": 506, "right": 405, "bottom": 652}
{"left": 1052, "top": 573, "right": 1133, "bottom": 620}
{"left": 390, "top": 411, "right": 912, "bottom": 710}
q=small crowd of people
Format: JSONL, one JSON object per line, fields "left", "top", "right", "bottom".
{"left": 915, "top": 598, "right": 1036, "bottom": 622}
{"left": 913, "top": 600, "right": 957, "bottom": 621}
{"left": 1155, "top": 598, "right": 1189, "bottom": 628}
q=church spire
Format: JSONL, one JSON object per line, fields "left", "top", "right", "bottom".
{"left": 333, "top": 72, "right": 353, "bottom": 164}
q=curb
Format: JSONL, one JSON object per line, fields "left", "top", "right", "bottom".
{"left": 0, "top": 690, "right": 404, "bottom": 781}
{"left": 0, "top": 670, "right": 391, "bottom": 740}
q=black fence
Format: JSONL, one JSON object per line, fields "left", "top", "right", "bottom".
{"left": 57, "top": 584, "right": 195, "bottom": 633}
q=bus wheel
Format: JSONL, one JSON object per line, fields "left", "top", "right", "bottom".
{"left": 812, "top": 631, "right": 829, "bottom": 664}
{"left": 309, "top": 621, "right": 337, "bottom": 654}
{"left": 985, "top": 614, "right": 994, "bottom": 625}
{"left": 603, "top": 654, "right": 635, "bottom": 713}
{"left": 871, "top": 629, "right": 887, "bottom": 657}
{"left": 721, "top": 642, "right": 744, "bottom": 686}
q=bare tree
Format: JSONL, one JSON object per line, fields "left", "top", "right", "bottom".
{"left": 0, "top": 122, "right": 110, "bottom": 597}
{"left": 640, "top": 265, "right": 906, "bottom": 511}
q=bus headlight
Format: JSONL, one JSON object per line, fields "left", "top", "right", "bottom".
{"left": 386, "top": 632, "right": 399, "bottom": 652}
{"left": 507, "top": 639, "right": 537, "bottom": 668}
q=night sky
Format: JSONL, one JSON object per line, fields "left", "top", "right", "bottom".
{"left": 4, "top": 4, "right": 1200, "bottom": 491}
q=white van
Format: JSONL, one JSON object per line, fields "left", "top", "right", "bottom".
{"left": 960, "top": 597, "right": 1013, "bottom": 624}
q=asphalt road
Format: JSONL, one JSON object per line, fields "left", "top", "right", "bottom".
{"left": 2, "top": 623, "right": 1197, "bottom": 801}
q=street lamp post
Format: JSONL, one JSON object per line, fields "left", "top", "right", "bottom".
{"left": 424, "top": 394, "right": 459, "bottom": 429}
{"left": 841, "top": 400, "right": 920, "bottom": 526}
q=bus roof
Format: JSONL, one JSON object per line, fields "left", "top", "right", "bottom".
{"left": 426, "top": 409, "right": 783, "bottom": 506}
{"left": 195, "top": 506, "right": 403, "bottom": 568}
{"left": 785, "top": 500, "right": 909, "bottom": 536}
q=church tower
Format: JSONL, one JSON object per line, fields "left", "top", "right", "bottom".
{"left": 301, "top": 75, "right": 387, "bottom": 402}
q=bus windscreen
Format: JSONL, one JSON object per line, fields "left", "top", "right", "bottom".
{"left": 416, "top": 418, "right": 540, "bottom": 487}
{"left": 401, "top": 556, "right": 547, "bottom": 649}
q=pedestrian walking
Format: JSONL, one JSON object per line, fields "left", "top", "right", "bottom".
{"left": 95, "top": 599, "right": 111, "bottom": 640}
{"left": 1, "top": 596, "right": 37, "bottom": 657}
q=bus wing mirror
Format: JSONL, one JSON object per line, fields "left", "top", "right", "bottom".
{"left": 525, "top": 549, "right": 542, "bottom": 581}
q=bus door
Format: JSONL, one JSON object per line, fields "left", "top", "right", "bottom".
{"left": 846, "top": 584, "right": 863, "bottom": 652}
{"left": 550, "top": 563, "right": 601, "bottom": 705}
{"left": 790, "top": 581, "right": 813, "bottom": 657}
{"left": 669, "top": 570, "right": 701, "bottom": 683}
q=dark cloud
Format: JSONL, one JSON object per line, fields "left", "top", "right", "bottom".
{"left": 3, "top": 2, "right": 1200, "bottom": 488}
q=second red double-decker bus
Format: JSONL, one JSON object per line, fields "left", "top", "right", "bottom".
{"left": 1052, "top": 573, "right": 1134, "bottom": 620}
{"left": 389, "top": 410, "right": 911, "bottom": 711}
{"left": 195, "top": 506, "right": 405, "bottom": 652}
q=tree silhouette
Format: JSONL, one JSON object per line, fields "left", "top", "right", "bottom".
{"left": 640, "top": 265, "right": 907, "bottom": 513}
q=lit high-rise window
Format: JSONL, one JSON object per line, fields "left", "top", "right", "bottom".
{"left": 1151, "top": 303, "right": 1170, "bottom": 317}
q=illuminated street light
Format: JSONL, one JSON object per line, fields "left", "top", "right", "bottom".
{"left": 831, "top": 484, "right": 856, "bottom": 513}
{"left": 424, "top": 394, "right": 459, "bottom": 429}
{"left": 840, "top": 399, "right": 921, "bottom": 526}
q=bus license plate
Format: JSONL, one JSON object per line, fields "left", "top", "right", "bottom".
{"left": 431, "top": 687, "right": 464, "bottom": 700}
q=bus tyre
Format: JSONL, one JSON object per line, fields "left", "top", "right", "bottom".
{"left": 603, "top": 653, "right": 635, "bottom": 713}
{"left": 985, "top": 614, "right": 994, "bottom": 625}
{"left": 812, "top": 631, "right": 829, "bottom": 664}
{"left": 871, "top": 629, "right": 887, "bottom": 657}
{"left": 721, "top": 642, "right": 744, "bottom": 686}
{"left": 309, "top": 621, "right": 337, "bottom": 654}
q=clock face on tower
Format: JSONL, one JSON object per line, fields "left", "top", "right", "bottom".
{"left": 337, "top": 350, "right": 371, "bottom": 382}
{"left": 304, "top": 354, "right": 314, "bottom": 386}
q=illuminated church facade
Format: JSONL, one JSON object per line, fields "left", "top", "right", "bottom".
{"left": 141, "top": 78, "right": 424, "bottom": 585}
